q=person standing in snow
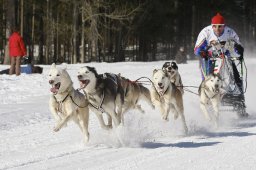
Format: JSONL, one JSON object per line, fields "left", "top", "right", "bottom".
{"left": 8, "top": 26, "right": 27, "bottom": 76}
{"left": 175, "top": 46, "right": 187, "bottom": 64}
{"left": 194, "top": 13, "right": 244, "bottom": 80}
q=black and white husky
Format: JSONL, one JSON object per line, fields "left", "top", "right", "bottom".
{"left": 48, "top": 63, "right": 90, "bottom": 143}
{"left": 77, "top": 66, "right": 124, "bottom": 128}
{"left": 162, "top": 61, "right": 184, "bottom": 94}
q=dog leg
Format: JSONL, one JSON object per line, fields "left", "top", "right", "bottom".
{"left": 177, "top": 109, "right": 188, "bottom": 134}
{"left": 77, "top": 108, "right": 90, "bottom": 143}
{"left": 200, "top": 102, "right": 211, "bottom": 121}
{"left": 110, "top": 111, "right": 121, "bottom": 127}
{"left": 53, "top": 112, "right": 73, "bottom": 132}
{"left": 115, "top": 94, "right": 123, "bottom": 125}
{"left": 211, "top": 98, "right": 220, "bottom": 127}
{"left": 95, "top": 112, "right": 112, "bottom": 130}
{"left": 106, "top": 114, "right": 113, "bottom": 128}
{"left": 135, "top": 104, "right": 145, "bottom": 113}
{"left": 170, "top": 105, "right": 179, "bottom": 120}
{"left": 49, "top": 96, "right": 61, "bottom": 121}
{"left": 162, "top": 103, "right": 171, "bottom": 121}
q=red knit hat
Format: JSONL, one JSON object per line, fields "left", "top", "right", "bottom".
{"left": 211, "top": 13, "right": 225, "bottom": 25}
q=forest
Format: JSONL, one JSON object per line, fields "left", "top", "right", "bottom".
{"left": 0, "top": 0, "right": 255, "bottom": 64}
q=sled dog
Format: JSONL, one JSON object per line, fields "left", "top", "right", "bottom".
{"left": 48, "top": 63, "right": 90, "bottom": 142}
{"left": 77, "top": 66, "right": 124, "bottom": 128}
{"left": 198, "top": 74, "right": 223, "bottom": 126}
{"left": 117, "top": 74, "right": 155, "bottom": 123}
{"left": 151, "top": 69, "right": 188, "bottom": 134}
{"left": 162, "top": 61, "right": 184, "bottom": 94}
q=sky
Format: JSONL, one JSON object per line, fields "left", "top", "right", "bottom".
{"left": 0, "top": 58, "right": 256, "bottom": 170}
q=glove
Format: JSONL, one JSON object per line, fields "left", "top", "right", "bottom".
{"left": 234, "top": 44, "right": 244, "bottom": 55}
{"left": 199, "top": 50, "right": 208, "bottom": 59}
{"left": 239, "top": 55, "right": 244, "bottom": 61}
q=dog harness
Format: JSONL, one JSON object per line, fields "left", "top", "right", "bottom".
{"left": 88, "top": 91, "right": 105, "bottom": 113}
{"left": 202, "top": 85, "right": 219, "bottom": 99}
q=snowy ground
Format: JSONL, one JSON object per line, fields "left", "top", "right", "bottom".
{"left": 0, "top": 58, "right": 256, "bottom": 170}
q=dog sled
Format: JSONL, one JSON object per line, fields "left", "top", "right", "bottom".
{"left": 203, "top": 39, "right": 248, "bottom": 117}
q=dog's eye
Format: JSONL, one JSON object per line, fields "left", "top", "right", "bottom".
{"left": 57, "top": 74, "right": 60, "bottom": 76}
{"left": 85, "top": 71, "right": 89, "bottom": 74}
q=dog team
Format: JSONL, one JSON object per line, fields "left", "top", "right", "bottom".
{"left": 48, "top": 62, "right": 223, "bottom": 143}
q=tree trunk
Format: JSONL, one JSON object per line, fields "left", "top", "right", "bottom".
{"left": 72, "top": 2, "right": 78, "bottom": 64}
{"left": 81, "top": 5, "right": 85, "bottom": 63}
{"left": 45, "top": 0, "right": 50, "bottom": 64}
{"left": 31, "top": 1, "right": 35, "bottom": 61}
{"left": 20, "top": 0, "right": 24, "bottom": 36}
{"left": 4, "top": 0, "right": 16, "bottom": 65}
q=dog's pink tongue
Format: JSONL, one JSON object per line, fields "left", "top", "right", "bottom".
{"left": 50, "top": 87, "right": 58, "bottom": 93}
{"left": 79, "top": 81, "right": 85, "bottom": 88}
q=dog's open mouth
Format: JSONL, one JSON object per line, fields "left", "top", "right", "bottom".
{"left": 170, "top": 70, "right": 175, "bottom": 74}
{"left": 215, "top": 88, "right": 220, "bottom": 93}
{"left": 167, "top": 69, "right": 175, "bottom": 74}
{"left": 50, "top": 82, "right": 61, "bottom": 94}
{"left": 79, "top": 80, "right": 90, "bottom": 89}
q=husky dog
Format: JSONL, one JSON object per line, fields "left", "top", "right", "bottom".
{"left": 151, "top": 69, "right": 188, "bottom": 134}
{"left": 162, "top": 61, "right": 184, "bottom": 94}
{"left": 117, "top": 74, "right": 155, "bottom": 123}
{"left": 48, "top": 63, "right": 90, "bottom": 142}
{"left": 77, "top": 66, "right": 124, "bottom": 128}
{"left": 198, "top": 74, "right": 223, "bottom": 126}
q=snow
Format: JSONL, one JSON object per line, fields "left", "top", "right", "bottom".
{"left": 0, "top": 58, "right": 256, "bottom": 170}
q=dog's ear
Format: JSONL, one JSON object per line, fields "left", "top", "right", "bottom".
{"left": 62, "top": 63, "right": 68, "bottom": 70}
{"left": 205, "top": 74, "right": 213, "bottom": 81}
{"left": 162, "top": 62, "right": 170, "bottom": 69}
{"left": 171, "top": 62, "right": 178, "bottom": 70}
{"left": 153, "top": 69, "right": 158, "bottom": 74}
{"left": 51, "top": 63, "right": 56, "bottom": 68}
{"left": 214, "top": 73, "right": 223, "bottom": 81}
{"left": 87, "top": 66, "right": 99, "bottom": 77}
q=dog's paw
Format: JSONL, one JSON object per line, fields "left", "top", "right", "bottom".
{"left": 162, "top": 115, "right": 169, "bottom": 121}
{"left": 174, "top": 113, "right": 179, "bottom": 120}
{"left": 104, "top": 124, "right": 112, "bottom": 130}
{"left": 84, "top": 133, "right": 89, "bottom": 143}
{"left": 53, "top": 126, "right": 60, "bottom": 132}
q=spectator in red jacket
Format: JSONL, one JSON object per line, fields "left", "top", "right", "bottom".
{"left": 9, "top": 26, "right": 27, "bottom": 76}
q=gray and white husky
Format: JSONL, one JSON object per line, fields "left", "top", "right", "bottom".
{"left": 151, "top": 69, "right": 188, "bottom": 134}
{"left": 117, "top": 74, "right": 155, "bottom": 123}
{"left": 198, "top": 74, "right": 223, "bottom": 126}
{"left": 77, "top": 66, "right": 124, "bottom": 128}
{"left": 48, "top": 63, "right": 90, "bottom": 143}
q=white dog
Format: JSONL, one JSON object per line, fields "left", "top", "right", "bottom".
{"left": 48, "top": 63, "right": 90, "bottom": 142}
{"left": 151, "top": 69, "right": 188, "bottom": 134}
{"left": 198, "top": 74, "right": 223, "bottom": 126}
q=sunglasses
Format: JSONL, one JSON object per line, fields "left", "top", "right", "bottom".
{"left": 212, "top": 25, "right": 224, "bottom": 28}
